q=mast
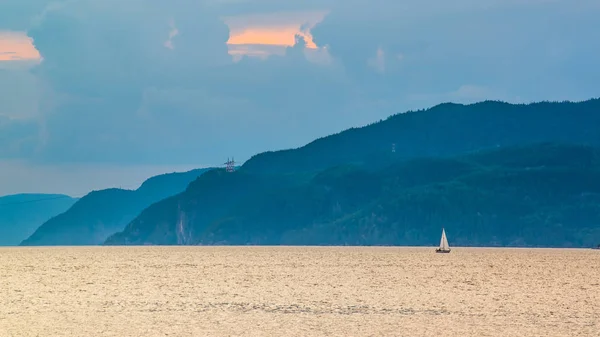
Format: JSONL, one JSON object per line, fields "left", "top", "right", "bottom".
{"left": 224, "top": 157, "right": 235, "bottom": 173}
{"left": 440, "top": 228, "right": 449, "bottom": 250}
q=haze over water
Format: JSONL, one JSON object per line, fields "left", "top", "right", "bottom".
{"left": 1, "top": 247, "right": 598, "bottom": 336}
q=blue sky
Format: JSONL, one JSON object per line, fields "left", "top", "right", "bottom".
{"left": 0, "top": 0, "right": 599, "bottom": 196}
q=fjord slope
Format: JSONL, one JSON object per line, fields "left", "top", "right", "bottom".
{"left": 243, "top": 99, "right": 600, "bottom": 174}
{"left": 106, "top": 99, "right": 600, "bottom": 247}
{"left": 20, "top": 168, "right": 211, "bottom": 246}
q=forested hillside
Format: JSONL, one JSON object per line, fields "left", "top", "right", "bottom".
{"left": 106, "top": 99, "right": 600, "bottom": 247}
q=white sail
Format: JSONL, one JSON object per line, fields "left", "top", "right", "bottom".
{"left": 439, "top": 228, "right": 450, "bottom": 250}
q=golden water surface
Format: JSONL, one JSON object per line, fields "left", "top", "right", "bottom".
{"left": 1, "top": 247, "right": 598, "bottom": 336}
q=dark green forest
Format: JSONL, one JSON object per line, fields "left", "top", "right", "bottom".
{"left": 243, "top": 99, "right": 600, "bottom": 174}
{"left": 105, "top": 99, "right": 600, "bottom": 247}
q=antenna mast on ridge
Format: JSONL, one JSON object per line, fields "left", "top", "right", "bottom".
{"left": 224, "top": 157, "right": 236, "bottom": 172}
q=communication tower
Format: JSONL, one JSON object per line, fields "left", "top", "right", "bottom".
{"left": 224, "top": 157, "right": 236, "bottom": 172}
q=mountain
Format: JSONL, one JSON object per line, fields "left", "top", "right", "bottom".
{"left": 106, "top": 99, "right": 600, "bottom": 247}
{"left": 20, "top": 168, "right": 212, "bottom": 246}
{"left": 243, "top": 99, "right": 600, "bottom": 174}
{"left": 106, "top": 143, "right": 600, "bottom": 247}
{"left": 0, "top": 194, "right": 77, "bottom": 246}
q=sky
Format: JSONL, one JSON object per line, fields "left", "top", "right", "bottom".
{"left": 0, "top": 0, "right": 599, "bottom": 196}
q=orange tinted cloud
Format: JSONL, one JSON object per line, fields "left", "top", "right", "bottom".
{"left": 0, "top": 31, "right": 41, "bottom": 62}
{"left": 228, "top": 26, "right": 318, "bottom": 48}
{"left": 228, "top": 44, "right": 276, "bottom": 58}
{"left": 223, "top": 11, "right": 327, "bottom": 52}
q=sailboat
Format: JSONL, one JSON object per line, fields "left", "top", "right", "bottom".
{"left": 436, "top": 228, "right": 451, "bottom": 253}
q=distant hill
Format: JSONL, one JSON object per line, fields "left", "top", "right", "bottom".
{"left": 0, "top": 194, "right": 77, "bottom": 246}
{"left": 243, "top": 99, "right": 600, "bottom": 174}
{"left": 20, "top": 168, "right": 212, "bottom": 246}
{"left": 106, "top": 99, "right": 600, "bottom": 247}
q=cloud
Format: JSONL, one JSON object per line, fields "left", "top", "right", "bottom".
{"left": 0, "top": 69, "right": 43, "bottom": 118}
{"left": 366, "top": 47, "right": 385, "bottom": 74}
{"left": 0, "top": 31, "right": 41, "bottom": 63}
{"left": 28, "top": 0, "right": 231, "bottom": 97}
{"left": 0, "top": 0, "right": 599, "bottom": 177}
{"left": 209, "top": 0, "right": 334, "bottom": 17}
{"left": 30, "top": 36, "right": 358, "bottom": 166}
{"left": 0, "top": 115, "right": 39, "bottom": 159}
{"left": 3, "top": 0, "right": 375, "bottom": 168}
{"left": 0, "top": 0, "right": 53, "bottom": 31}
{"left": 163, "top": 19, "right": 179, "bottom": 50}
{"left": 223, "top": 10, "right": 327, "bottom": 49}
{"left": 311, "top": 0, "right": 600, "bottom": 101}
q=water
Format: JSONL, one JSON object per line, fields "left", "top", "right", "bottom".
{"left": 1, "top": 247, "right": 598, "bottom": 336}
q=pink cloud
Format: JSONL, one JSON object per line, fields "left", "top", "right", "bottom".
{"left": 0, "top": 31, "right": 41, "bottom": 62}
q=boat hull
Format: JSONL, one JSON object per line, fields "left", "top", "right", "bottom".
{"left": 435, "top": 249, "right": 451, "bottom": 253}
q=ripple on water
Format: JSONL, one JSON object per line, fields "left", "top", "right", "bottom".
{"left": 0, "top": 246, "right": 598, "bottom": 337}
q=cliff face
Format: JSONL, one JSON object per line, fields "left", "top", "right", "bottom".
{"left": 20, "top": 168, "right": 212, "bottom": 246}
{"left": 106, "top": 99, "right": 600, "bottom": 247}
{"left": 106, "top": 169, "right": 298, "bottom": 245}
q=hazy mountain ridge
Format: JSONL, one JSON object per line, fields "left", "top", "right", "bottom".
{"left": 105, "top": 99, "right": 600, "bottom": 247}
{"left": 20, "top": 168, "right": 212, "bottom": 246}
{"left": 0, "top": 194, "right": 78, "bottom": 246}
{"left": 243, "top": 99, "right": 600, "bottom": 174}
